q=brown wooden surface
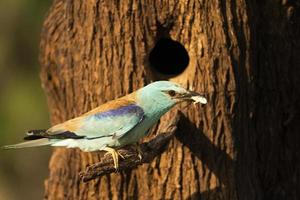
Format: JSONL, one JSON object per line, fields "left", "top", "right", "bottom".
{"left": 40, "top": 0, "right": 300, "bottom": 199}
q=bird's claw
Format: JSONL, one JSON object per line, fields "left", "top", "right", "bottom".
{"left": 138, "top": 153, "right": 142, "bottom": 161}
{"left": 103, "top": 147, "right": 123, "bottom": 170}
{"left": 134, "top": 144, "right": 143, "bottom": 161}
{"left": 117, "top": 151, "right": 125, "bottom": 159}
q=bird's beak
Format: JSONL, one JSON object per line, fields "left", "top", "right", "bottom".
{"left": 179, "top": 91, "right": 207, "bottom": 104}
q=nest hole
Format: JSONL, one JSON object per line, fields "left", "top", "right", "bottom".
{"left": 149, "top": 38, "right": 189, "bottom": 77}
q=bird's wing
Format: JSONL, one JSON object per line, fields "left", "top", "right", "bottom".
{"left": 46, "top": 102, "right": 144, "bottom": 140}
{"left": 76, "top": 104, "right": 144, "bottom": 139}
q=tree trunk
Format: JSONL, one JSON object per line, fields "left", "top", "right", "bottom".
{"left": 40, "top": 0, "right": 300, "bottom": 199}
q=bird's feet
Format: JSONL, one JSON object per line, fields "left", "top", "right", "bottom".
{"left": 103, "top": 147, "right": 124, "bottom": 170}
{"left": 134, "top": 143, "right": 143, "bottom": 161}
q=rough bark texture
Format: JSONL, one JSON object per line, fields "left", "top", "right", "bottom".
{"left": 39, "top": 0, "right": 300, "bottom": 199}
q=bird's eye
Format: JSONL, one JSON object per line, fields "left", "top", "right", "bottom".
{"left": 168, "top": 90, "right": 176, "bottom": 97}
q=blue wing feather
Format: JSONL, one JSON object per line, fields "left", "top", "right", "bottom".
{"left": 74, "top": 104, "right": 144, "bottom": 139}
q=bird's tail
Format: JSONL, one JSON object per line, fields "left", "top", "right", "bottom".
{"left": 2, "top": 138, "right": 53, "bottom": 149}
{"left": 2, "top": 129, "right": 54, "bottom": 149}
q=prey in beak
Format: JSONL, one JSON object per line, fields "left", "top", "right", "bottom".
{"left": 178, "top": 91, "right": 207, "bottom": 104}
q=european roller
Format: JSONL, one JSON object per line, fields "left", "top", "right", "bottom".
{"left": 3, "top": 81, "right": 207, "bottom": 169}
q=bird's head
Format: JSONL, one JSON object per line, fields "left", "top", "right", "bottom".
{"left": 137, "top": 81, "right": 207, "bottom": 110}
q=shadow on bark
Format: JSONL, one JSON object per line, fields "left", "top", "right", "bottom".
{"left": 176, "top": 115, "right": 234, "bottom": 189}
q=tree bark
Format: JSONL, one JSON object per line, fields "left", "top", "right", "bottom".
{"left": 40, "top": 0, "right": 300, "bottom": 199}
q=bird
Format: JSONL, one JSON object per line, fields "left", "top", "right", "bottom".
{"left": 2, "top": 81, "right": 207, "bottom": 169}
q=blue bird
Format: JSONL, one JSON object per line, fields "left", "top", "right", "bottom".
{"left": 3, "top": 81, "right": 207, "bottom": 169}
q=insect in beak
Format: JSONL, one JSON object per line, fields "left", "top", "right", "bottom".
{"left": 179, "top": 91, "right": 207, "bottom": 104}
